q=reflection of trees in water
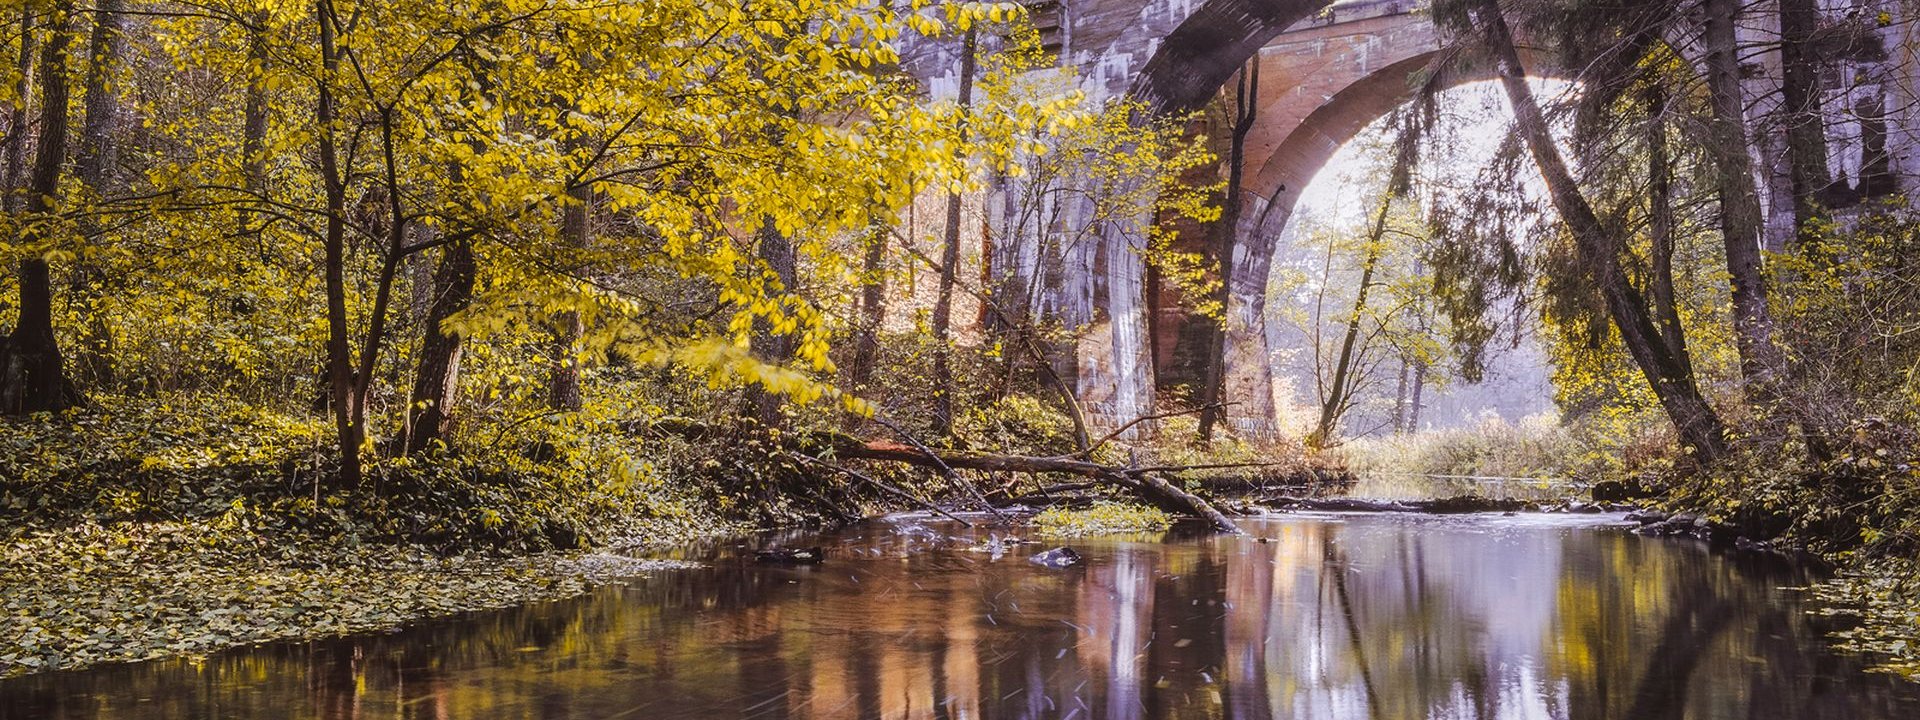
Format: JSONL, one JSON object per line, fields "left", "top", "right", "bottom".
{"left": 1549, "top": 536, "right": 1920, "bottom": 720}
{"left": 6, "top": 520, "right": 1920, "bottom": 720}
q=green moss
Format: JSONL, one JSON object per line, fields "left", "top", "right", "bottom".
{"left": 1032, "top": 502, "right": 1173, "bottom": 537}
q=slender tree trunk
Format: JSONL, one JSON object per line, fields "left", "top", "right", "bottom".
{"left": 316, "top": 0, "right": 360, "bottom": 487}
{"left": 402, "top": 237, "right": 475, "bottom": 454}
{"left": 930, "top": 28, "right": 977, "bottom": 437}
{"left": 1778, "top": 0, "right": 1831, "bottom": 226}
{"left": 0, "top": 1, "right": 78, "bottom": 415}
{"left": 548, "top": 180, "right": 589, "bottom": 411}
{"left": 0, "top": 7, "right": 29, "bottom": 403}
{"left": 1473, "top": 0, "right": 1729, "bottom": 462}
{"left": 346, "top": 112, "right": 418, "bottom": 467}
{"left": 1644, "top": 87, "right": 1690, "bottom": 366}
{"left": 1701, "top": 0, "right": 1832, "bottom": 459}
{"left": 1408, "top": 358, "right": 1426, "bottom": 432}
{"left": 1198, "top": 61, "right": 1258, "bottom": 442}
{"left": 407, "top": 249, "right": 433, "bottom": 323}
{"left": 1391, "top": 358, "right": 1409, "bottom": 434}
{"left": 1, "top": 11, "right": 31, "bottom": 208}
{"left": 1700, "top": 0, "right": 1788, "bottom": 397}
{"left": 242, "top": 11, "right": 270, "bottom": 187}
{"left": 848, "top": 221, "right": 888, "bottom": 389}
{"left": 745, "top": 218, "right": 797, "bottom": 429}
{"left": 1308, "top": 196, "right": 1388, "bottom": 448}
{"left": 72, "top": 0, "right": 127, "bottom": 389}
{"left": 75, "top": 0, "right": 122, "bottom": 188}
{"left": 1309, "top": 119, "right": 1419, "bottom": 448}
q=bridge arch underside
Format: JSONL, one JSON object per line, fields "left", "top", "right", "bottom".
{"left": 1177, "top": 32, "right": 1562, "bottom": 437}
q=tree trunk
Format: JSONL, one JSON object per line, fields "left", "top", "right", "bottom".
{"left": 316, "top": 0, "right": 360, "bottom": 487}
{"left": 1308, "top": 188, "right": 1389, "bottom": 448}
{"left": 0, "top": 1, "right": 78, "bottom": 415}
{"left": 929, "top": 28, "right": 977, "bottom": 438}
{"left": 847, "top": 221, "right": 888, "bottom": 390}
{"left": 72, "top": 0, "right": 128, "bottom": 389}
{"left": 1408, "top": 357, "right": 1426, "bottom": 432}
{"left": 1391, "top": 358, "right": 1409, "bottom": 434}
{"left": 745, "top": 218, "right": 798, "bottom": 429}
{"left": 75, "top": 0, "right": 123, "bottom": 188}
{"left": 1473, "top": 0, "right": 1729, "bottom": 462}
{"left": 1778, "top": 0, "right": 1831, "bottom": 226}
{"left": 1644, "top": 87, "right": 1690, "bottom": 366}
{"left": 2, "top": 10, "right": 33, "bottom": 210}
{"left": 548, "top": 180, "right": 589, "bottom": 412}
{"left": 242, "top": 11, "right": 270, "bottom": 187}
{"left": 1198, "top": 61, "right": 1258, "bottom": 442}
{"left": 830, "top": 438, "right": 1240, "bottom": 533}
{"left": 1701, "top": 0, "right": 1832, "bottom": 459}
{"left": 1700, "top": 0, "right": 1788, "bottom": 399}
{"left": 401, "top": 237, "right": 476, "bottom": 454}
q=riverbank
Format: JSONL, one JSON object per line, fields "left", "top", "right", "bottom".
{"left": 0, "top": 513, "right": 723, "bottom": 678}
{"left": 0, "top": 395, "right": 750, "bottom": 678}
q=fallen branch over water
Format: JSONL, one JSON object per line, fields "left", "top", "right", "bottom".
{"left": 828, "top": 437, "right": 1241, "bottom": 533}
{"left": 632, "top": 418, "right": 1243, "bottom": 533}
{"left": 785, "top": 452, "right": 975, "bottom": 528}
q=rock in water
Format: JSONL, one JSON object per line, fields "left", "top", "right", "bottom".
{"left": 755, "top": 546, "right": 825, "bottom": 564}
{"left": 1625, "top": 509, "right": 1669, "bottom": 525}
{"left": 1028, "top": 547, "right": 1082, "bottom": 568}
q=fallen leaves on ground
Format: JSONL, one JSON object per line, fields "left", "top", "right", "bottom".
{"left": 0, "top": 519, "right": 698, "bottom": 678}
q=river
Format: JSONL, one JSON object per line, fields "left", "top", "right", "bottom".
{"left": 4, "top": 510, "right": 1918, "bottom": 719}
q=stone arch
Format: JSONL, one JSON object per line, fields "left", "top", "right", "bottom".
{"left": 1207, "top": 15, "right": 1563, "bottom": 436}
{"left": 1054, "top": 0, "right": 1351, "bottom": 430}
{"left": 1122, "top": 0, "right": 1335, "bottom": 112}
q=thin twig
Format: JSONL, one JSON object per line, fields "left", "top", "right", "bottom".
{"left": 1123, "top": 460, "right": 1292, "bottom": 475}
{"left": 787, "top": 452, "right": 974, "bottom": 527}
{"left": 871, "top": 416, "right": 1009, "bottom": 520}
{"left": 1066, "top": 402, "right": 1240, "bottom": 459}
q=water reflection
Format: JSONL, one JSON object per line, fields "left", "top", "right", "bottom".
{"left": 4, "top": 513, "right": 1917, "bottom": 719}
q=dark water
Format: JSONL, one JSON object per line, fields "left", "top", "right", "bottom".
{"left": 5, "top": 512, "right": 1919, "bottom": 719}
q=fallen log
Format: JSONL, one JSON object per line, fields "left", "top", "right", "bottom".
{"left": 631, "top": 418, "right": 1242, "bottom": 533}
{"left": 830, "top": 437, "right": 1241, "bottom": 533}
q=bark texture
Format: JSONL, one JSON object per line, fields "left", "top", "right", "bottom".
{"left": 401, "top": 238, "right": 476, "bottom": 454}
{"left": 0, "top": 2, "right": 79, "bottom": 415}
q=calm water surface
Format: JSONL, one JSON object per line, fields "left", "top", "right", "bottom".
{"left": 5, "top": 511, "right": 1918, "bottom": 719}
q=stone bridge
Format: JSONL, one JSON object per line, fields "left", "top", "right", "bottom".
{"left": 917, "top": 0, "right": 1920, "bottom": 436}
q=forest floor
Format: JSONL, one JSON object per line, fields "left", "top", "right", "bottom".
{"left": 0, "top": 512, "right": 725, "bottom": 678}
{"left": 0, "top": 395, "right": 757, "bottom": 678}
